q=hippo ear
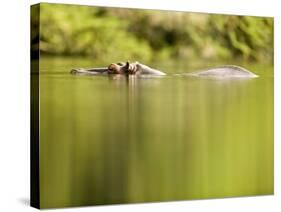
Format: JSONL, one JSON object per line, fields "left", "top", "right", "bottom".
{"left": 126, "top": 61, "right": 130, "bottom": 68}
{"left": 117, "top": 62, "right": 125, "bottom": 66}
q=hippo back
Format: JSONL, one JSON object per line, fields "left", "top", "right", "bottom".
{"left": 188, "top": 65, "right": 258, "bottom": 78}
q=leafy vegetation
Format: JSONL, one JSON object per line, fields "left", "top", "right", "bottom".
{"left": 39, "top": 3, "right": 273, "bottom": 63}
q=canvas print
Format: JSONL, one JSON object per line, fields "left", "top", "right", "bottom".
{"left": 31, "top": 3, "right": 274, "bottom": 209}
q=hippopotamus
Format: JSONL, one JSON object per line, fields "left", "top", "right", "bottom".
{"left": 71, "top": 61, "right": 166, "bottom": 76}
{"left": 71, "top": 61, "right": 258, "bottom": 78}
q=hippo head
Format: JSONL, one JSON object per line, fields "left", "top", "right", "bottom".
{"left": 107, "top": 61, "right": 137, "bottom": 75}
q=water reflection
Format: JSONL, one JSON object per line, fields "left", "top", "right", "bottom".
{"left": 39, "top": 62, "right": 273, "bottom": 208}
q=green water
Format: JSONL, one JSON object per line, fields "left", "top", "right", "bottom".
{"left": 38, "top": 57, "right": 273, "bottom": 208}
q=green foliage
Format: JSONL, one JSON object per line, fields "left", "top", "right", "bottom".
{"left": 209, "top": 15, "right": 273, "bottom": 61}
{"left": 40, "top": 4, "right": 152, "bottom": 62}
{"left": 39, "top": 3, "right": 273, "bottom": 62}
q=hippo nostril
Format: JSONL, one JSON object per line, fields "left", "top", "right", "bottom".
{"left": 70, "top": 69, "right": 79, "bottom": 74}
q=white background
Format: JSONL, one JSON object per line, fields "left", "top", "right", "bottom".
{"left": 0, "top": 0, "right": 279, "bottom": 211}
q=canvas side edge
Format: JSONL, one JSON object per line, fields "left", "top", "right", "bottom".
{"left": 30, "top": 3, "right": 40, "bottom": 209}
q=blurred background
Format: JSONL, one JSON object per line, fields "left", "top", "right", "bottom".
{"left": 37, "top": 3, "right": 273, "bottom": 65}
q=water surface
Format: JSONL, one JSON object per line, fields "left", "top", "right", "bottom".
{"left": 38, "top": 57, "right": 273, "bottom": 208}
